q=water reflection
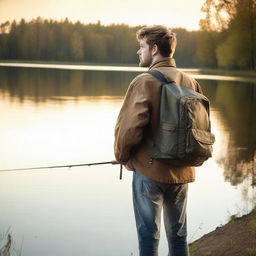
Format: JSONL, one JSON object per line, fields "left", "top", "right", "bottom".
{"left": 0, "top": 67, "right": 135, "bottom": 103}
{"left": 200, "top": 79, "right": 256, "bottom": 188}
{"left": 0, "top": 67, "right": 256, "bottom": 255}
{"left": 0, "top": 67, "right": 255, "bottom": 189}
{"left": 0, "top": 67, "right": 256, "bottom": 190}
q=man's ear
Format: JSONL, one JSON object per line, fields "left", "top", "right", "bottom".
{"left": 152, "top": 44, "right": 159, "bottom": 56}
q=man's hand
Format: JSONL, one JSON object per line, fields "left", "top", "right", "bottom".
{"left": 112, "top": 160, "right": 133, "bottom": 170}
{"left": 112, "top": 160, "right": 128, "bottom": 167}
{"left": 111, "top": 160, "right": 120, "bottom": 165}
{"left": 125, "top": 162, "right": 133, "bottom": 170}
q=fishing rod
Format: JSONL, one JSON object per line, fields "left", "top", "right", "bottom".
{"left": 0, "top": 160, "right": 123, "bottom": 179}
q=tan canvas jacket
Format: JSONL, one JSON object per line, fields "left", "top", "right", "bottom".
{"left": 114, "top": 58, "right": 203, "bottom": 184}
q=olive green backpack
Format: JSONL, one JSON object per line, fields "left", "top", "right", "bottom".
{"left": 144, "top": 70, "right": 215, "bottom": 167}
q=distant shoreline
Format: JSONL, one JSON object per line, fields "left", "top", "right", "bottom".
{"left": 200, "top": 68, "right": 256, "bottom": 78}
{"left": 0, "top": 61, "right": 197, "bottom": 73}
{"left": 1, "top": 60, "right": 255, "bottom": 76}
{"left": 0, "top": 59, "right": 138, "bottom": 67}
{"left": 0, "top": 60, "right": 255, "bottom": 82}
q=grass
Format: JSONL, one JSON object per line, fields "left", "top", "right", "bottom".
{"left": 249, "top": 217, "right": 256, "bottom": 234}
{"left": 229, "top": 213, "right": 239, "bottom": 223}
{"left": 189, "top": 244, "right": 199, "bottom": 254}
{"left": 0, "top": 229, "right": 23, "bottom": 256}
{"left": 240, "top": 248, "right": 256, "bottom": 256}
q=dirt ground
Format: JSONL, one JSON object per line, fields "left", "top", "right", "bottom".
{"left": 189, "top": 208, "right": 256, "bottom": 256}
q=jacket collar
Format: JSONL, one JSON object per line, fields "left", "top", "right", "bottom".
{"left": 149, "top": 57, "right": 176, "bottom": 70}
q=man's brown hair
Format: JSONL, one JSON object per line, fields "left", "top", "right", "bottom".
{"left": 136, "top": 25, "right": 177, "bottom": 57}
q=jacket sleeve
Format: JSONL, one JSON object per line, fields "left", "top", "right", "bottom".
{"left": 114, "top": 76, "right": 151, "bottom": 163}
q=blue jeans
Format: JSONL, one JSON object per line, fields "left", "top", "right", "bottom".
{"left": 132, "top": 171, "right": 189, "bottom": 256}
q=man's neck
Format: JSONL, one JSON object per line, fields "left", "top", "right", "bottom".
{"left": 148, "top": 57, "right": 176, "bottom": 69}
{"left": 150, "top": 54, "right": 166, "bottom": 67}
{"left": 150, "top": 55, "right": 168, "bottom": 67}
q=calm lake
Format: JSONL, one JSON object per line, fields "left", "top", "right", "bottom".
{"left": 0, "top": 63, "right": 255, "bottom": 256}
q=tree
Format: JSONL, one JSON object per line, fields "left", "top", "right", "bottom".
{"left": 199, "top": 0, "right": 236, "bottom": 32}
{"left": 216, "top": 0, "right": 256, "bottom": 69}
{"left": 174, "top": 28, "right": 198, "bottom": 67}
{"left": 70, "top": 31, "right": 84, "bottom": 61}
{"left": 196, "top": 31, "right": 218, "bottom": 68}
{"left": 0, "top": 18, "right": 200, "bottom": 66}
{"left": 199, "top": 0, "right": 256, "bottom": 70}
{"left": 0, "top": 21, "right": 10, "bottom": 58}
{"left": 7, "top": 21, "right": 19, "bottom": 59}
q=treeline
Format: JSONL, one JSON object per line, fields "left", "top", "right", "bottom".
{"left": 198, "top": 0, "right": 256, "bottom": 70}
{"left": 0, "top": 0, "right": 255, "bottom": 70}
{"left": 0, "top": 19, "right": 140, "bottom": 64}
{"left": 0, "top": 18, "right": 199, "bottom": 67}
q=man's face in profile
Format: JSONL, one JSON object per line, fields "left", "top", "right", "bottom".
{"left": 137, "top": 38, "right": 153, "bottom": 67}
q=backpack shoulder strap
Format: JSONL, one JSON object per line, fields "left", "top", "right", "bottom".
{"left": 146, "top": 69, "right": 172, "bottom": 84}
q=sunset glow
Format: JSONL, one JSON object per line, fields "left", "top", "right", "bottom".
{"left": 0, "top": 0, "right": 206, "bottom": 30}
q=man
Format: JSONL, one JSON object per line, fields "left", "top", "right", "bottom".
{"left": 114, "top": 25, "right": 202, "bottom": 256}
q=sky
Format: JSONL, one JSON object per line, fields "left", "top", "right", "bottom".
{"left": 0, "top": 0, "right": 206, "bottom": 31}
